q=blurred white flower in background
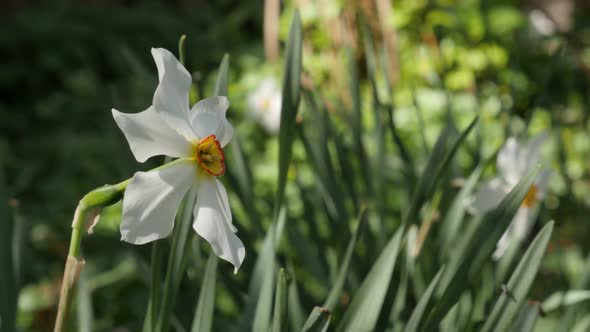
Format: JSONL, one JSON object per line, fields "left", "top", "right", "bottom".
{"left": 112, "top": 48, "right": 245, "bottom": 272}
{"left": 469, "top": 133, "right": 551, "bottom": 259}
{"left": 529, "top": 9, "right": 556, "bottom": 36}
{"left": 247, "top": 77, "right": 282, "bottom": 134}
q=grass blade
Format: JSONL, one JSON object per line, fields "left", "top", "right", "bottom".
{"left": 481, "top": 221, "right": 554, "bottom": 332}
{"left": 274, "top": 10, "right": 302, "bottom": 218}
{"left": 219, "top": 49, "right": 259, "bottom": 241}
{"left": 439, "top": 165, "right": 483, "bottom": 255}
{"left": 510, "top": 302, "right": 540, "bottom": 332}
{"left": 213, "top": 53, "right": 229, "bottom": 96}
{"left": 286, "top": 221, "right": 329, "bottom": 289}
{"left": 244, "top": 207, "right": 286, "bottom": 331}
{"left": 271, "top": 268, "right": 288, "bottom": 332}
{"left": 287, "top": 265, "right": 306, "bottom": 331}
{"left": 423, "top": 166, "right": 541, "bottom": 330}
{"left": 573, "top": 315, "right": 590, "bottom": 332}
{"left": 142, "top": 240, "right": 164, "bottom": 332}
{"left": 323, "top": 208, "right": 366, "bottom": 310}
{"left": 76, "top": 269, "right": 93, "bottom": 332}
{"left": 301, "top": 307, "right": 331, "bottom": 332}
{"left": 345, "top": 47, "right": 371, "bottom": 195}
{"left": 191, "top": 253, "right": 218, "bottom": 332}
{"left": 559, "top": 252, "right": 590, "bottom": 329}
{"left": 155, "top": 187, "right": 198, "bottom": 332}
{"left": 542, "top": 290, "right": 590, "bottom": 313}
{"left": 0, "top": 164, "right": 16, "bottom": 332}
{"left": 403, "top": 117, "right": 478, "bottom": 227}
{"left": 337, "top": 227, "right": 405, "bottom": 332}
{"left": 404, "top": 267, "right": 446, "bottom": 332}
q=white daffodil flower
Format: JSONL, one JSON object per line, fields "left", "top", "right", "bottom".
{"left": 469, "top": 133, "right": 551, "bottom": 259}
{"left": 529, "top": 9, "right": 556, "bottom": 36}
{"left": 247, "top": 77, "right": 282, "bottom": 134}
{"left": 111, "top": 48, "right": 244, "bottom": 272}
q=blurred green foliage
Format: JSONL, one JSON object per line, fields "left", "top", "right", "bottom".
{"left": 1, "top": 0, "right": 590, "bottom": 331}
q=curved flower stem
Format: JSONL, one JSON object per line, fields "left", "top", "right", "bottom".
{"left": 53, "top": 158, "right": 188, "bottom": 331}
{"left": 54, "top": 207, "right": 87, "bottom": 332}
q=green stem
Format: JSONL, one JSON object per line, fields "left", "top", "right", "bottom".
{"left": 178, "top": 35, "right": 187, "bottom": 66}
{"left": 68, "top": 209, "right": 86, "bottom": 258}
{"left": 55, "top": 206, "right": 87, "bottom": 332}
{"left": 54, "top": 158, "right": 187, "bottom": 331}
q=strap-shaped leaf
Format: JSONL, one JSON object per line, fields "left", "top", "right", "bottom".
{"left": 403, "top": 117, "right": 478, "bottom": 227}
{"left": 76, "top": 269, "right": 93, "bottom": 332}
{"left": 572, "top": 315, "right": 590, "bottom": 332}
{"left": 543, "top": 290, "right": 590, "bottom": 313}
{"left": 481, "top": 221, "right": 554, "bottom": 332}
{"left": 213, "top": 53, "right": 229, "bottom": 97}
{"left": 0, "top": 165, "right": 17, "bottom": 332}
{"left": 337, "top": 227, "right": 405, "bottom": 332}
{"left": 155, "top": 187, "right": 198, "bottom": 332}
{"left": 510, "top": 302, "right": 541, "bottom": 332}
{"left": 423, "top": 166, "right": 541, "bottom": 330}
{"left": 287, "top": 266, "right": 306, "bottom": 331}
{"left": 439, "top": 165, "right": 483, "bottom": 255}
{"left": 190, "top": 253, "right": 218, "bottom": 332}
{"left": 242, "top": 207, "right": 286, "bottom": 331}
{"left": 558, "top": 253, "right": 590, "bottom": 329}
{"left": 323, "top": 208, "right": 366, "bottom": 310}
{"left": 274, "top": 10, "right": 302, "bottom": 219}
{"left": 301, "top": 307, "right": 331, "bottom": 332}
{"left": 271, "top": 268, "right": 288, "bottom": 332}
{"left": 404, "top": 267, "right": 446, "bottom": 332}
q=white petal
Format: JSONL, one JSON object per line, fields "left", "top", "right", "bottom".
{"left": 112, "top": 107, "right": 192, "bottom": 162}
{"left": 219, "top": 121, "right": 234, "bottom": 147}
{"left": 511, "top": 207, "right": 533, "bottom": 240}
{"left": 524, "top": 132, "right": 548, "bottom": 169}
{"left": 120, "top": 161, "right": 196, "bottom": 244}
{"left": 493, "top": 231, "right": 510, "bottom": 260}
{"left": 189, "top": 96, "right": 233, "bottom": 146}
{"left": 469, "top": 177, "right": 510, "bottom": 214}
{"left": 493, "top": 207, "right": 532, "bottom": 259}
{"left": 151, "top": 48, "right": 197, "bottom": 141}
{"left": 497, "top": 138, "right": 525, "bottom": 185}
{"left": 193, "top": 178, "right": 244, "bottom": 272}
{"left": 247, "top": 79, "right": 282, "bottom": 134}
{"left": 261, "top": 100, "right": 282, "bottom": 134}
{"left": 535, "top": 169, "right": 552, "bottom": 199}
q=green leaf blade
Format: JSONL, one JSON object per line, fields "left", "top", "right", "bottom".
{"left": 424, "top": 166, "right": 542, "bottom": 330}
{"left": 301, "top": 307, "right": 331, "bottom": 332}
{"left": 191, "top": 253, "right": 218, "bottom": 332}
{"left": 404, "top": 266, "right": 446, "bottom": 332}
{"left": 272, "top": 268, "right": 288, "bottom": 332}
{"left": 337, "top": 227, "right": 405, "bottom": 332}
{"left": 275, "top": 10, "right": 302, "bottom": 218}
{"left": 323, "top": 208, "right": 366, "bottom": 310}
{"left": 0, "top": 164, "right": 16, "bottom": 332}
{"left": 481, "top": 221, "right": 554, "bottom": 332}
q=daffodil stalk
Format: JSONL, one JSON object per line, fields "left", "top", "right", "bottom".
{"left": 55, "top": 40, "right": 244, "bottom": 331}
{"left": 54, "top": 180, "right": 126, "bottom": 332}
{"left": 53, "top": 158, "right": 191, "bottom": 332}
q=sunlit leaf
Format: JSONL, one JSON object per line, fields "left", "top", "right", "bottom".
{"left": 481, "top": 221, "right": 554, "bottom": 332}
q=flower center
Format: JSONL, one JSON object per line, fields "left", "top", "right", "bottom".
{"left": 195, "top": 134, "right": 225, "bottom": 176}
{"left": 522, "top": 185, "right": 538, "bottom": 208}
{"left": 260, "top": 97, "right": 271, "bottom": 113}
